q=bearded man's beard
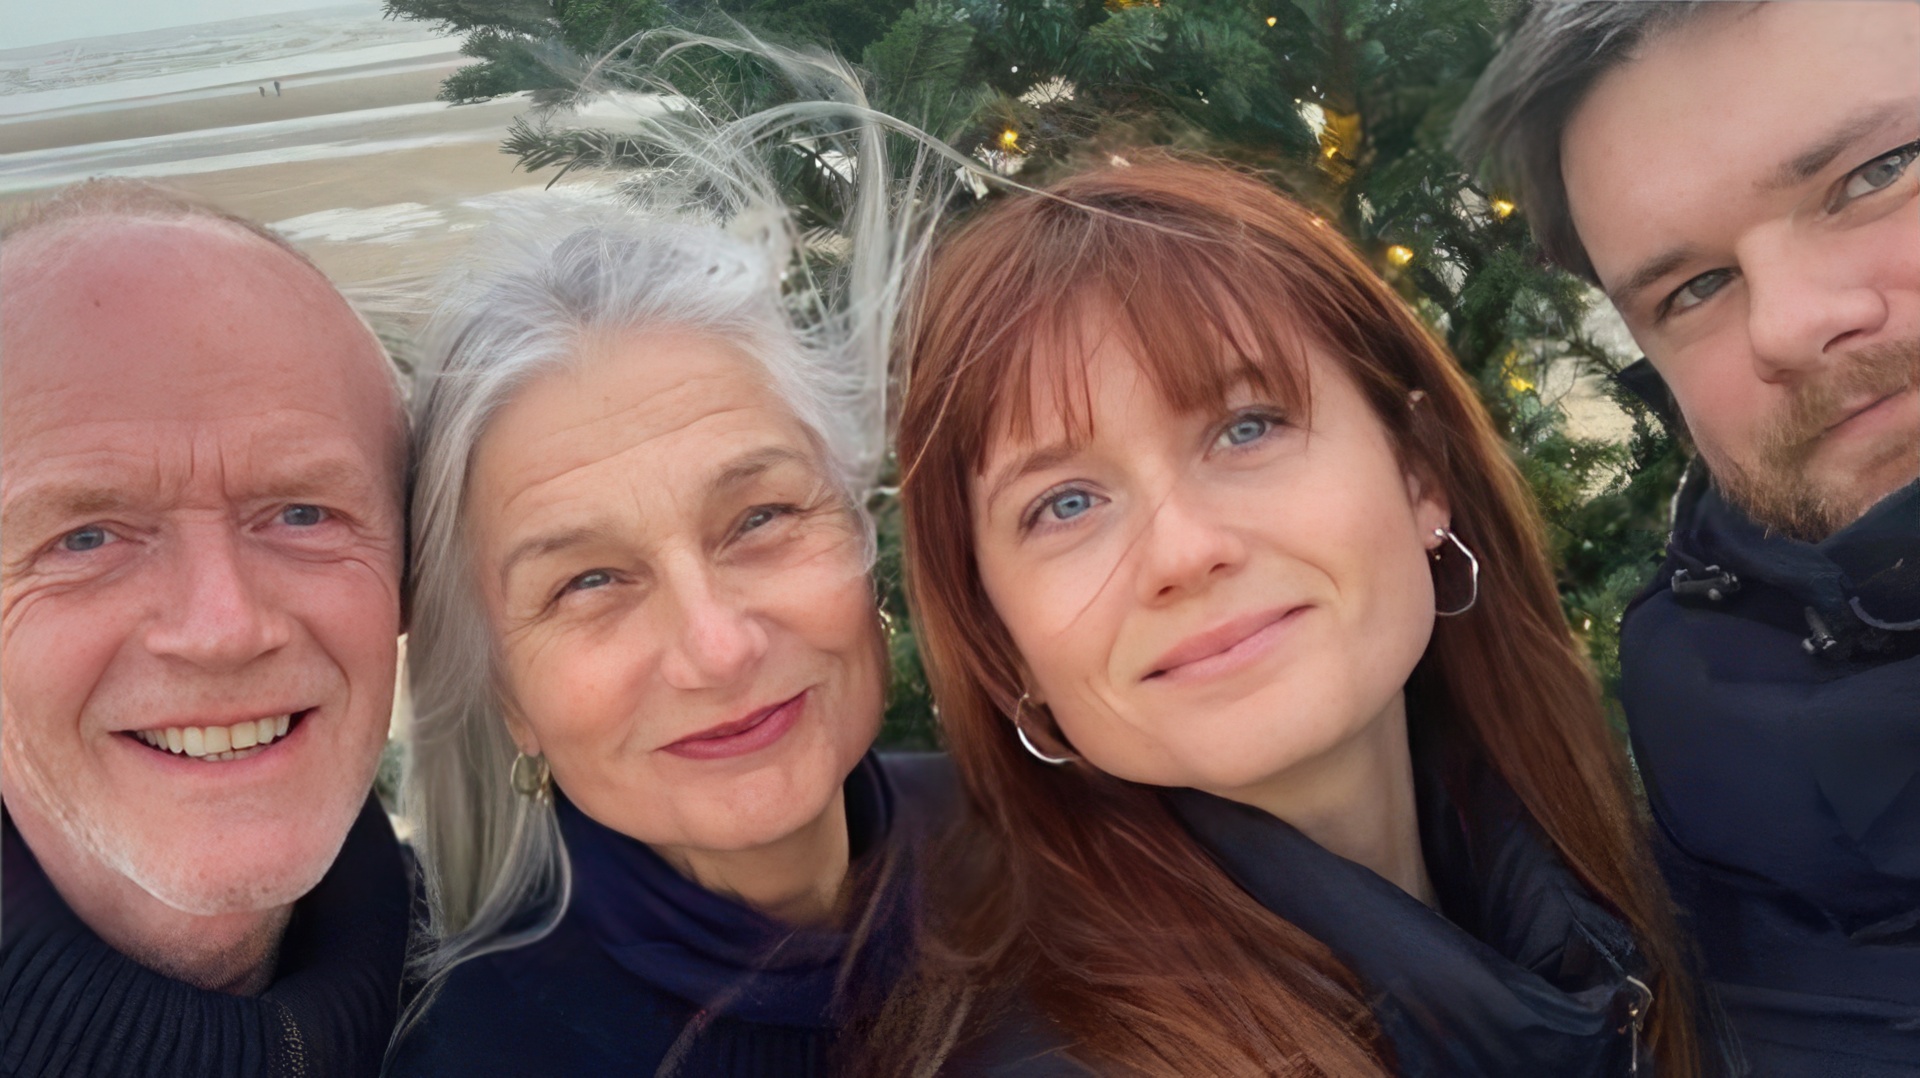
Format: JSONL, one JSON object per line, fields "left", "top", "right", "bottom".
{"left": 1712, "top": 339, "right": 1919, "bottom": 542}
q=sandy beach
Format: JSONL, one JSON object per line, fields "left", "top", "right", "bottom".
{"left": 0, "top": 4, "right": 626, "bottom": 340}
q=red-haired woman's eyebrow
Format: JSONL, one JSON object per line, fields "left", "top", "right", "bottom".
{"left": 984, "top": 442, "right": 1079, "bottom": 509}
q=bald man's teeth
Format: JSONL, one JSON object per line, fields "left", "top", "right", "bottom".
{"left": 135, "top": 715, "right": 293, "bottom": 761}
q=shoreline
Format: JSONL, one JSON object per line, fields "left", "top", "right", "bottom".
{"left": 0, "top": 60, "right": 470, "bottom": 155}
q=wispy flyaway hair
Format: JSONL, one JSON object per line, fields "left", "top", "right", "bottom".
{"left": 394, "top": 32, "right": 953, "bottom": 1056}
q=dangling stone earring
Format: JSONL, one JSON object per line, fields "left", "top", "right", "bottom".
{"left": 510, "top": 752, "right": 552, "bottom": 803}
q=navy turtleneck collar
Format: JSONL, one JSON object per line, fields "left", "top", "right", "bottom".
{"left": 1166, "top": 731, "right": 1652, "bottom": 1078}
{"left": 554, "top": 751, "right": 906, "bottom": 1031}
{"left": 2, "top": 795, "right": 410, "bottom": 1078}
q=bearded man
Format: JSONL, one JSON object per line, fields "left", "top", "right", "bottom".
{"left": 1459, "top": 3, "right": 1919, "bottom": 1074}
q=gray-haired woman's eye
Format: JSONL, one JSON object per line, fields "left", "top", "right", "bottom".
{"left": 563, "top": 569, "right": 613, "bottom": 596}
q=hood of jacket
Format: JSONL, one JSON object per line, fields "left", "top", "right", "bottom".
{"left": 1167, "top": 727, "right": 1655, "bottom": 1078}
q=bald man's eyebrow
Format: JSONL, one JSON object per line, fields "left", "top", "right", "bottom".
{"left": 1, "top": 484, "right": 138, "bottom": 552}
{"left": 1762, "top": 101, "right": 1915, "bottom": 193}
{"left": 251, "top": 457, "right": 384, "bottom": 506}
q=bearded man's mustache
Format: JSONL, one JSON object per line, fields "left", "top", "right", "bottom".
{"left": 1761, "top": 339, "right": 1920, "bottom": 469}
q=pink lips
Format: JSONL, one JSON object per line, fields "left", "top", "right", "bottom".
{"left": 661, "top": 691, "right": 807, "bottom": 760}
{"left": 1144, "top": 607, "right": 1308, "bottom": 684}
{"left": 1824, "top": 388, "right": 1913, "bottom": 437}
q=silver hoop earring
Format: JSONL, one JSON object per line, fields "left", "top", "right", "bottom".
{"left": 1013, "top": 692, "right": 1075, "bottom": 766}
{"left": 1431, "top": 528, "right": 1480, "bottom": 617}
{"left": 510, "top": 752, "right": 552, "bottom": 803}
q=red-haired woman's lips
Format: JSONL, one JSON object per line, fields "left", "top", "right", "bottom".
{"left": 661, "top": 691, "right": 808, "bottom": 760}
{"left": 1143, "top": 606, "right": 1310, "bottom": 684}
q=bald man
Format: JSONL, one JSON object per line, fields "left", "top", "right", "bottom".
{"left": 1, "top": 181, "right": 410, "bottom": 1078}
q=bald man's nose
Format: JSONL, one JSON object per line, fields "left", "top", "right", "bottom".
{"left": 144, "top": 527, "right": 293, "bottom": 669}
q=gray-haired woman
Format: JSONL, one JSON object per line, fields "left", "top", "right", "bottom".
{"left": 385, "top": 44, "right": 954, "bottom": 1078}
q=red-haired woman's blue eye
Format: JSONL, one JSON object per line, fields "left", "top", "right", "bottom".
{"left": 1224, "top": 415, "right": 1272, "bottom": 446}
{"left": 1049, "top": 490, "right": 1096, "bottom": 521}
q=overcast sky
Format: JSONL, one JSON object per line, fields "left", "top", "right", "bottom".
{"left": 1, "top": 0, "right": 384, "bottom": 51}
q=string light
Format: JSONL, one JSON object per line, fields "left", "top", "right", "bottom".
{"left": 1490, "top": 197, "right": 1516, "bottom": 219}
{"left": 1386, "top": 245, "right": 1414, "bottom": 267}
{"left": 1000, "top": 128, "right": 1021, "bottom": 150}
{"left": 1266, "top": 15, "right": 1277, "bottom": 25}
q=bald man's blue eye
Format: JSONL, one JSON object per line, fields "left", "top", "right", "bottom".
{"left": 282, "top": 505, "right": 326, "bottom": 527}
{"left": 61, "top": 527, "right": 109, "bottom": 552}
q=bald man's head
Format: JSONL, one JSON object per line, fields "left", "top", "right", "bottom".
{"left": 0, "top": 185, "right": 407, "bottom": 989}
{"left": 1, "top": 180, "right": 405, "bottom": 456}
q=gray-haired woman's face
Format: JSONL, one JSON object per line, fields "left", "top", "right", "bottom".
{"left": 466, "top": 329, "right": 884, "bottom": 858}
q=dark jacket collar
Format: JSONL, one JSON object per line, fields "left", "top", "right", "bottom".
{"left": 1166, "top": 731, "right": 1652, "bottom": 1078}
{"left": 555, "top": 751, "right": 908, "bottom": 1031}
{"left": 1622, "top": 470, "right": 1920, "bottom": 949}
{"left": 1661, "top": 471, "right": 1920, "bottom": 660}
{"left": 2, "top": 794, "right": 410, "bottom": 1078}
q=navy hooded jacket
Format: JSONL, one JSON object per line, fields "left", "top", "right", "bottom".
{"left": 1620, "top": 473, "right": 1920, "bottom": 1075}
{"left": 952, "top": 727, "right": 1661, "bottom": 1076}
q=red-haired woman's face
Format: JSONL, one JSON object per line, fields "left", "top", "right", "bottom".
{"left": 970, "top": 315, "right": 1451, "bottom": 802}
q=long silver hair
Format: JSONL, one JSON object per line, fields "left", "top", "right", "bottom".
{"left": 395, "top": 34, "right": 955, "bottom": 1044}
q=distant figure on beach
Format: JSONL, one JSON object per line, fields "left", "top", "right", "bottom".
{"left": 258, "top": 86, "right": 266, "bottom": 96}
{"left": 274, "top": 80, "right": 281, "bottom": 96}
{"left": 0, "top": 180, "right": 412, "bottom": 1078}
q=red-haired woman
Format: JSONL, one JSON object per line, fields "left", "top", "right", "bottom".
{"left": 887, "top": 156, "right": 1704, "bottom": 1076}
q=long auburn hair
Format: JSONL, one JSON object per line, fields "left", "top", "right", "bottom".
{"left": 887, "top": 155, "right": 1699, "bottom": 1075}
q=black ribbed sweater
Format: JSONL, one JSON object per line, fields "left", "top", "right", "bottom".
{"left": 1, "top": 796, "right": 410, "bottom": 1078}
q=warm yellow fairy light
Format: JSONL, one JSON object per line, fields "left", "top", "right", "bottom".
{"left": 1322, "top": 143, "right": 1339, "bottom": 159}
{"left": 1000, "top": 128, "right": 1020, "bottom": 150}
{"left": 1386, "top": 244, "right": 1414, "bottom": 266}
{"left": 1490, "top": 197, "right": 1516, "bottom": 219}
{"left": 1266, "top": 15, "right": 1277, "bottom": 25}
